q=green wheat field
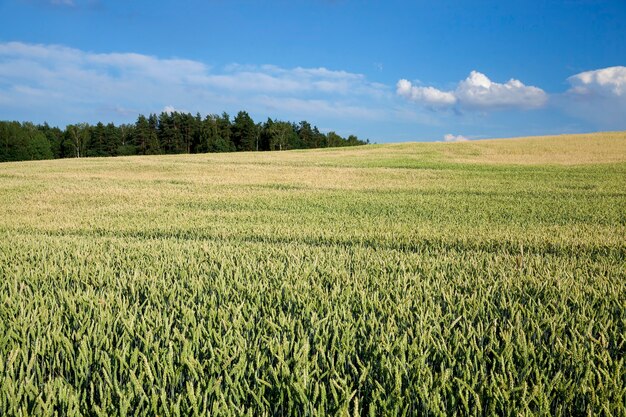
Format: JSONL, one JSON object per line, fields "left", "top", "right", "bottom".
{"left": 1, "top": 132, "right": 625, "bottom": 416}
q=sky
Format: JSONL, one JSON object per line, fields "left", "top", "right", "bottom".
{"left": 0, "top": 0, "right": 625, "bottom": 142}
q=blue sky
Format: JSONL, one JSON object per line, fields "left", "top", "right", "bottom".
{"left": 1, "top": 0, "right": 625, "bottom": 142}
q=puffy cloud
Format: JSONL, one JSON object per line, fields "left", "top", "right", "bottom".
{"left": 396, "top": 79, "right": 457, "bottom": 107}
{"left": 558, "top": 66, "right": 626, "bottom": 130}
{"left": 443, "top": 133, "right": 468, "bottom": 142}
{"left": 567, "top": 66, "right": 626, "bottom": 97}
{"left": 456, "top": 71, "right": 547, "bottom": 109}
{"left": 397, "top": 71, "right": 547, "bottom": 110}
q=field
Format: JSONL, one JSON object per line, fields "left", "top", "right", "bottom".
{"left": 0, "top": 132, "right": 625, "bottom": 416}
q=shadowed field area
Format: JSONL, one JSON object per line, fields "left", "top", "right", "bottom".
{"left": 1, "top": 132, "right": 625, "bottom": 416}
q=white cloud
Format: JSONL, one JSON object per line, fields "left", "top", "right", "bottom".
{"left": 255, "top": 96, "right": 383, "bottom": 120}
{"left": 396, "top": 79, "right": 457, "bottom": 107}
{"left": 567, "top": 66, "right": 626, "bottom": 97}
{"left": 0, "top": 41, "right": 388, "bottom": 125}
{"left": 443, "top": 133, "right": 468, "bottom": 142}
{"left": 397, "top": 71, "right": 547, "bottom": 110}
{"left": 456, "top": 71, "right": 547, "bottom": 109}
{"left": 557, "top": 66, "right": 626, "bottom": 130}
{"left": 32, "top": 0, "right": 103, "bottom": 9}
{"left": 162, "top": 105, "right": 183, "bottom": 114}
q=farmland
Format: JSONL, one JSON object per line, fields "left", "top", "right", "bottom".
{"left": 0, "top": 132, "right": 625, "bottom": 416}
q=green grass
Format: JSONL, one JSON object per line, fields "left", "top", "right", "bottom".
{"left": 1, "top": 132, "right": 625, "bottom": 416}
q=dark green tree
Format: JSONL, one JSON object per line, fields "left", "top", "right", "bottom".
{"left": 259, "top": 118, "right": 274, "bottom": 151}
{"left": 1, "top": 111, "right": 366, "bottom": 163}
{"left": 297, "top": 121, "right": 314, "bottom": 149}
{"left": 133, "top": 115, "right": 160, "bottom": 155}
{"left": 215, "top": 112, "right": 235, "bottom": 152}
{"left": 117, "top": 123, "right": 137, "bottom": 156}
{"left": 104, "top": 123, "right": 122, "bottom": 156}
{"left": 87, "top": 122, "right": 107, "bottom": 157}
{"left": 0, "top": 121, "right": 53, "bottom": 162}
{"left": 232, "top": 111, "right": 257, "bottom": 151}
{"left": 38, "top": 123, "right": 65, "bottom": 158}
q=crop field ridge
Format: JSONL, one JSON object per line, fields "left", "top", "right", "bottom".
{"left": 3, "top": 228, "right": 624, "bottom": 260}
{"left": 0, "top": 132, "right": 625, "bottom": 416}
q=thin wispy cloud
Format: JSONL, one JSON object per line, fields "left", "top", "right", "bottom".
{"left": 50, "top": 0, "right": 74, "bottom": 6}
{"left": 28, "top": 0, "right": 102, "bottom": 9}
{"left": 443, "top": 133, "right": 469, "bottom": 142}
{"left": 0, "top": 41, "right": 389, "bottom": 124}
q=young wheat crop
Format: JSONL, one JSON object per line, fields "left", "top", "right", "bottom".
{"left": 0, "top": 132, "right": 624, "bottom": 416}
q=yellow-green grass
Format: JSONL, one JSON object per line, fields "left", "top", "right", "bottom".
{"left": 0, "top": 132, "right": 625, "bottom": 416}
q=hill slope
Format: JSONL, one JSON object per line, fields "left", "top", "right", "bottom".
{"left": 1, "top": 132, "right": 625, "bottom": 416}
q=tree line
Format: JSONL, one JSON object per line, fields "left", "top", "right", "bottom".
{"left": 0, "top": 111, "right": 368, "bottom": 162}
